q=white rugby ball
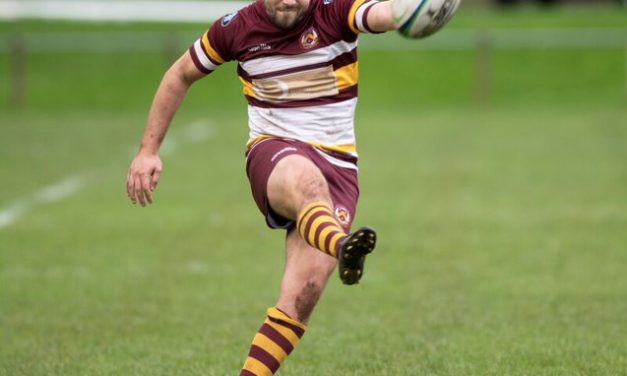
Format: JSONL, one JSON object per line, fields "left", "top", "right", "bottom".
{"left": 393, "top": 0, "right": 461, "bottom": 39}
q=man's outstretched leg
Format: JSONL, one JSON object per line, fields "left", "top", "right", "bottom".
{"left": 240, "top": 230, "right": 337, "bottom": 376}
{"left": 266, "top": 154, "right": 376, "bottom": 285}
{"left": 296, "top": 202, "right": 376, "bottom": 284}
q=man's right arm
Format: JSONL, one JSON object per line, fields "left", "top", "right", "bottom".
{"left": 126, "top": 52, "right": 205, "bottom": 207}
{"left": 364, "top": 0, "right": 397, "bottom": 32}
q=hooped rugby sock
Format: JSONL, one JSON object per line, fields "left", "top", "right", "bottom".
{"left": 240, "top": 307, "right": 307, "bottom": 376}
{"left": 296, "top": 201, "right": 347, "bottom": 258}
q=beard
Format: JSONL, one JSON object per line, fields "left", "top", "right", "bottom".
{"left": 266, "top": 3, "right": 307, "bottom": 29}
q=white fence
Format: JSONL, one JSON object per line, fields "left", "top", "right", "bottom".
{"left": 0, "top": 1, "right": 248, "bottom": 22}
{"left": 0, "top": 28, "right": 625, "bottom": 53}
{"left": 1, "top": 0, "right": 625, "bottom": 107}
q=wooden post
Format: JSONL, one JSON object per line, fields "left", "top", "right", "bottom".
{"left": 474, "top": 30, "right": 492, "bottom": 107}
{"left": 9, "top": 33, "right": 26, "bottom": 109}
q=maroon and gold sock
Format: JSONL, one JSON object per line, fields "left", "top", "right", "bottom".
{"left": 240, "top": 307, "right": 307, "bottom": 376}
{"left": 296, "top": 201, "right": 347, "bottom": 258}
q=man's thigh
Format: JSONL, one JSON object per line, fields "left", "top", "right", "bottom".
{"left": 266, "top": 153, "right": 330, "bottom": 220}
{"left": 245, "top": 138, "right": 359, "bottom": 232}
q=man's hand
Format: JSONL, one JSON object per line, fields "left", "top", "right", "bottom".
{"left": 125, "top": 52, "right": 204, "bottom": 207}
{"left": 127, "top": 153, "right": 162, "bottom": 207}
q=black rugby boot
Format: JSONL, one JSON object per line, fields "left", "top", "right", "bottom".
{"left": 338, "top": 227, "right": 376, "bottom": 285}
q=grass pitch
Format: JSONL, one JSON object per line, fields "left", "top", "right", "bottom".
{"left": 1, "top": 7, "right": 626, "bottom": 375}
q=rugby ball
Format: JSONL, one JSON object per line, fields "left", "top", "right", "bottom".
{"left": 393, "top": 0, "right": 461, "bottom": 39}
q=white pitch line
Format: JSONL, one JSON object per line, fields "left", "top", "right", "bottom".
{"left": 0, "top": 202, "right": 28, "bottom": 229}
{"left": 0, "top": 120, "right": 214, "bottom": 230}
{"left": 0, "top": 175, "right": 85, "bottom": 229}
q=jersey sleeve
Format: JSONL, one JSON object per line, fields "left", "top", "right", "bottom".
{"left": 188, "top": 13, "right": 237, "bottom": 74}
{"left": 333, "top": 0, "right": 381, "bottom": 35}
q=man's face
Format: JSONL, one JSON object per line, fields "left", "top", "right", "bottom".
{"left": 264, "top": 0, "right": 311, "bottom": 29}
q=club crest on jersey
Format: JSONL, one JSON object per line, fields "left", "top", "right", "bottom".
{"left": 300, "top": 28, "right": 320, "bottom": 49}
{"left": 221, "top": 11, "right": 238, "bottom": 26}
{"left": 323, "top": 0, "right": 334, "bottom": 4}
{"left": 335, "top": 206, "right": 351, "bottom": 226}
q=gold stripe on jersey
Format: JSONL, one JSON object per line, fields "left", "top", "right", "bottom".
{"left": 241, "top": 66, "right": 339, "bottom": 102}
{"left": 246, "top": 135, "right": 275, "bottom": 150}
{"left": 246, "top": 136, "right": 357, "bottom": 158}
{"left": 240, "top": 76, "right": 256, "bottom": 98}
{"left": 348, "top": 0, "right": 370, "bottom": 34}
{"left": 335, "top": 62, "right": 359, "bottom": 91}
{"left": 239, "top": 64, "right": 358, "bottom": 103}
{"left": 201, "top": 32, "right": 225, "bottom": 64}
{"left": 313, "top": 143, "right": 357, "bottom": 155}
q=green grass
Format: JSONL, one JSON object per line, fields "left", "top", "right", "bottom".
{"left": 2, "top": 105, "right": 625, "bottom": 375}
{"left": 1, "top": 8, "right": 627, "bottom": 375}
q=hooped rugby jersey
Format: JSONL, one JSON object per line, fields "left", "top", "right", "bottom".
{"left": 189, "top": 0, "right": 379, "bottom": 163}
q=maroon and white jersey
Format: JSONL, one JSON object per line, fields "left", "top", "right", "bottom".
{"left": 189, "top": 0, "right": 379, "bottom": 164}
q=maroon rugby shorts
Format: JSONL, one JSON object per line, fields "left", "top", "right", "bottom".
{"left": 245, "top": 138, "right": 359, "bottom": 232}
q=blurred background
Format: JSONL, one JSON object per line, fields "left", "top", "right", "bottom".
{"left": 1, "top": 1, "right": 626, "bottom": 375}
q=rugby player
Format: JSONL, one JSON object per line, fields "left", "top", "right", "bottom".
{"left": 127, "top": 0, "right": 400, "bottom": 373}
